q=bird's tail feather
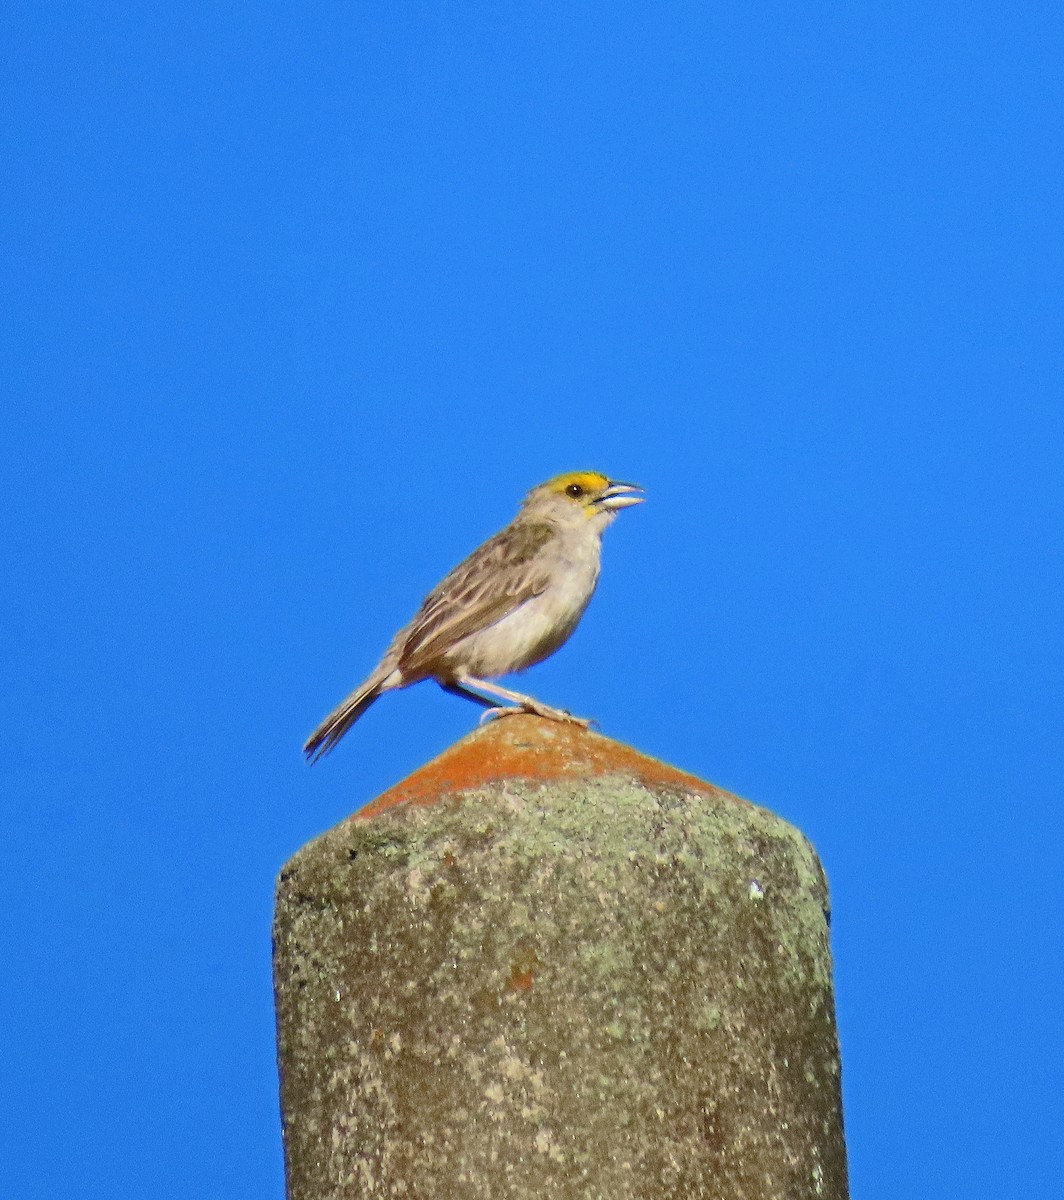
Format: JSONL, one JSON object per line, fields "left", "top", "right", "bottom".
{"left": 303, "top": 678, "right": 385, "bottom": 763}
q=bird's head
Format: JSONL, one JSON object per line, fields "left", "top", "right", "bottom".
{"left": 521, "top": 471, "right": 645, "bottom": 530}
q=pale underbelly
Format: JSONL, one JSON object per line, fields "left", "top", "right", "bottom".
{"left": 442, "top": 587, "right": 593, "bottom": 678}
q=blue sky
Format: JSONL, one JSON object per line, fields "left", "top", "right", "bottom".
{"left": 3, "top": 3, "right": 1061, "bottom": 1196}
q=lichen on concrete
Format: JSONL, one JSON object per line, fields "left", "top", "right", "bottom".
{"left": 274, "top": 718, "right": 847, "bottom": 1199}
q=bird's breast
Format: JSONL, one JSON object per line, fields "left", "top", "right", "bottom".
{"left": 447, "top": 543, "right": 601, "bottom": 678}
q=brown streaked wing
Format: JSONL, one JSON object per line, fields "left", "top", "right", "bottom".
{"left": 397, "top": 522, "right": 554, "bottom": 677}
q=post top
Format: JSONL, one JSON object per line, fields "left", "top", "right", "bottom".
{"left": 358, "top": 714, "right": 733, "bottom": 819}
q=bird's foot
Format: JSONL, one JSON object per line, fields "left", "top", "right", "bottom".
{"left": 537, "top": 705, "right": 593, "bottom": 729}
{"left": 479, "top": 705, "right": 524, "bottom": 725}
{"left": 479, "top": 701, "right": 592, "bottom": 728}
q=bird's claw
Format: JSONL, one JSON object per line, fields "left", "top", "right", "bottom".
{"left": 544, "top": 708, "right": 592, "bottom": 729}
{"left": 479, "top": 705, "right": 524, "bottom": 725}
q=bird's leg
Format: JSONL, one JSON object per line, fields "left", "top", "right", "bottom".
{"left": 449, "top": 675, "right": 592, "bottom": 728}
{"left": 439, "top": 682, "right": 518, "bottom": 725}
{"left": 440, "top": 680, "right": 496, "bottom": 710}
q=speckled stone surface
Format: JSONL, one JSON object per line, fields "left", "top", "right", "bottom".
{"left": 274, "top": 717, "right": 848, "bottom": 1199}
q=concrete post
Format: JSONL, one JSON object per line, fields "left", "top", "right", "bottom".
{"left": 274, "top": 716, "right": 848, "bottom": 1199}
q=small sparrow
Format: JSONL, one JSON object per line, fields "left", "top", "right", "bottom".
{"left": 304, "top": 471, "right": 644, "bottom": 761}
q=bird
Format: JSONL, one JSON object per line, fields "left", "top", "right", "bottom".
{"left": 303, "top": 470, "right": 645, "bottom": 761}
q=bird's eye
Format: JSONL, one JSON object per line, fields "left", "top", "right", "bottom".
{"left": 566, "top": 483, "right": 584, "bottom": 498}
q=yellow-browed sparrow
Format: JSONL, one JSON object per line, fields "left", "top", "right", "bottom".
{"left": 304, "top": 471, "right": 644, "bottom": 761}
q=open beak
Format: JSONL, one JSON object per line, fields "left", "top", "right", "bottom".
{"left": 595, "top": 481, "right": 645, "bottom": 511}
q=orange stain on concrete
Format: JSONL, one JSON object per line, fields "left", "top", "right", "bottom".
{"left": 505, "top": 966, "right": 536, "bottom": 993}
{"left": 357, "top": 715, "right": 732, "bottom": 819}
